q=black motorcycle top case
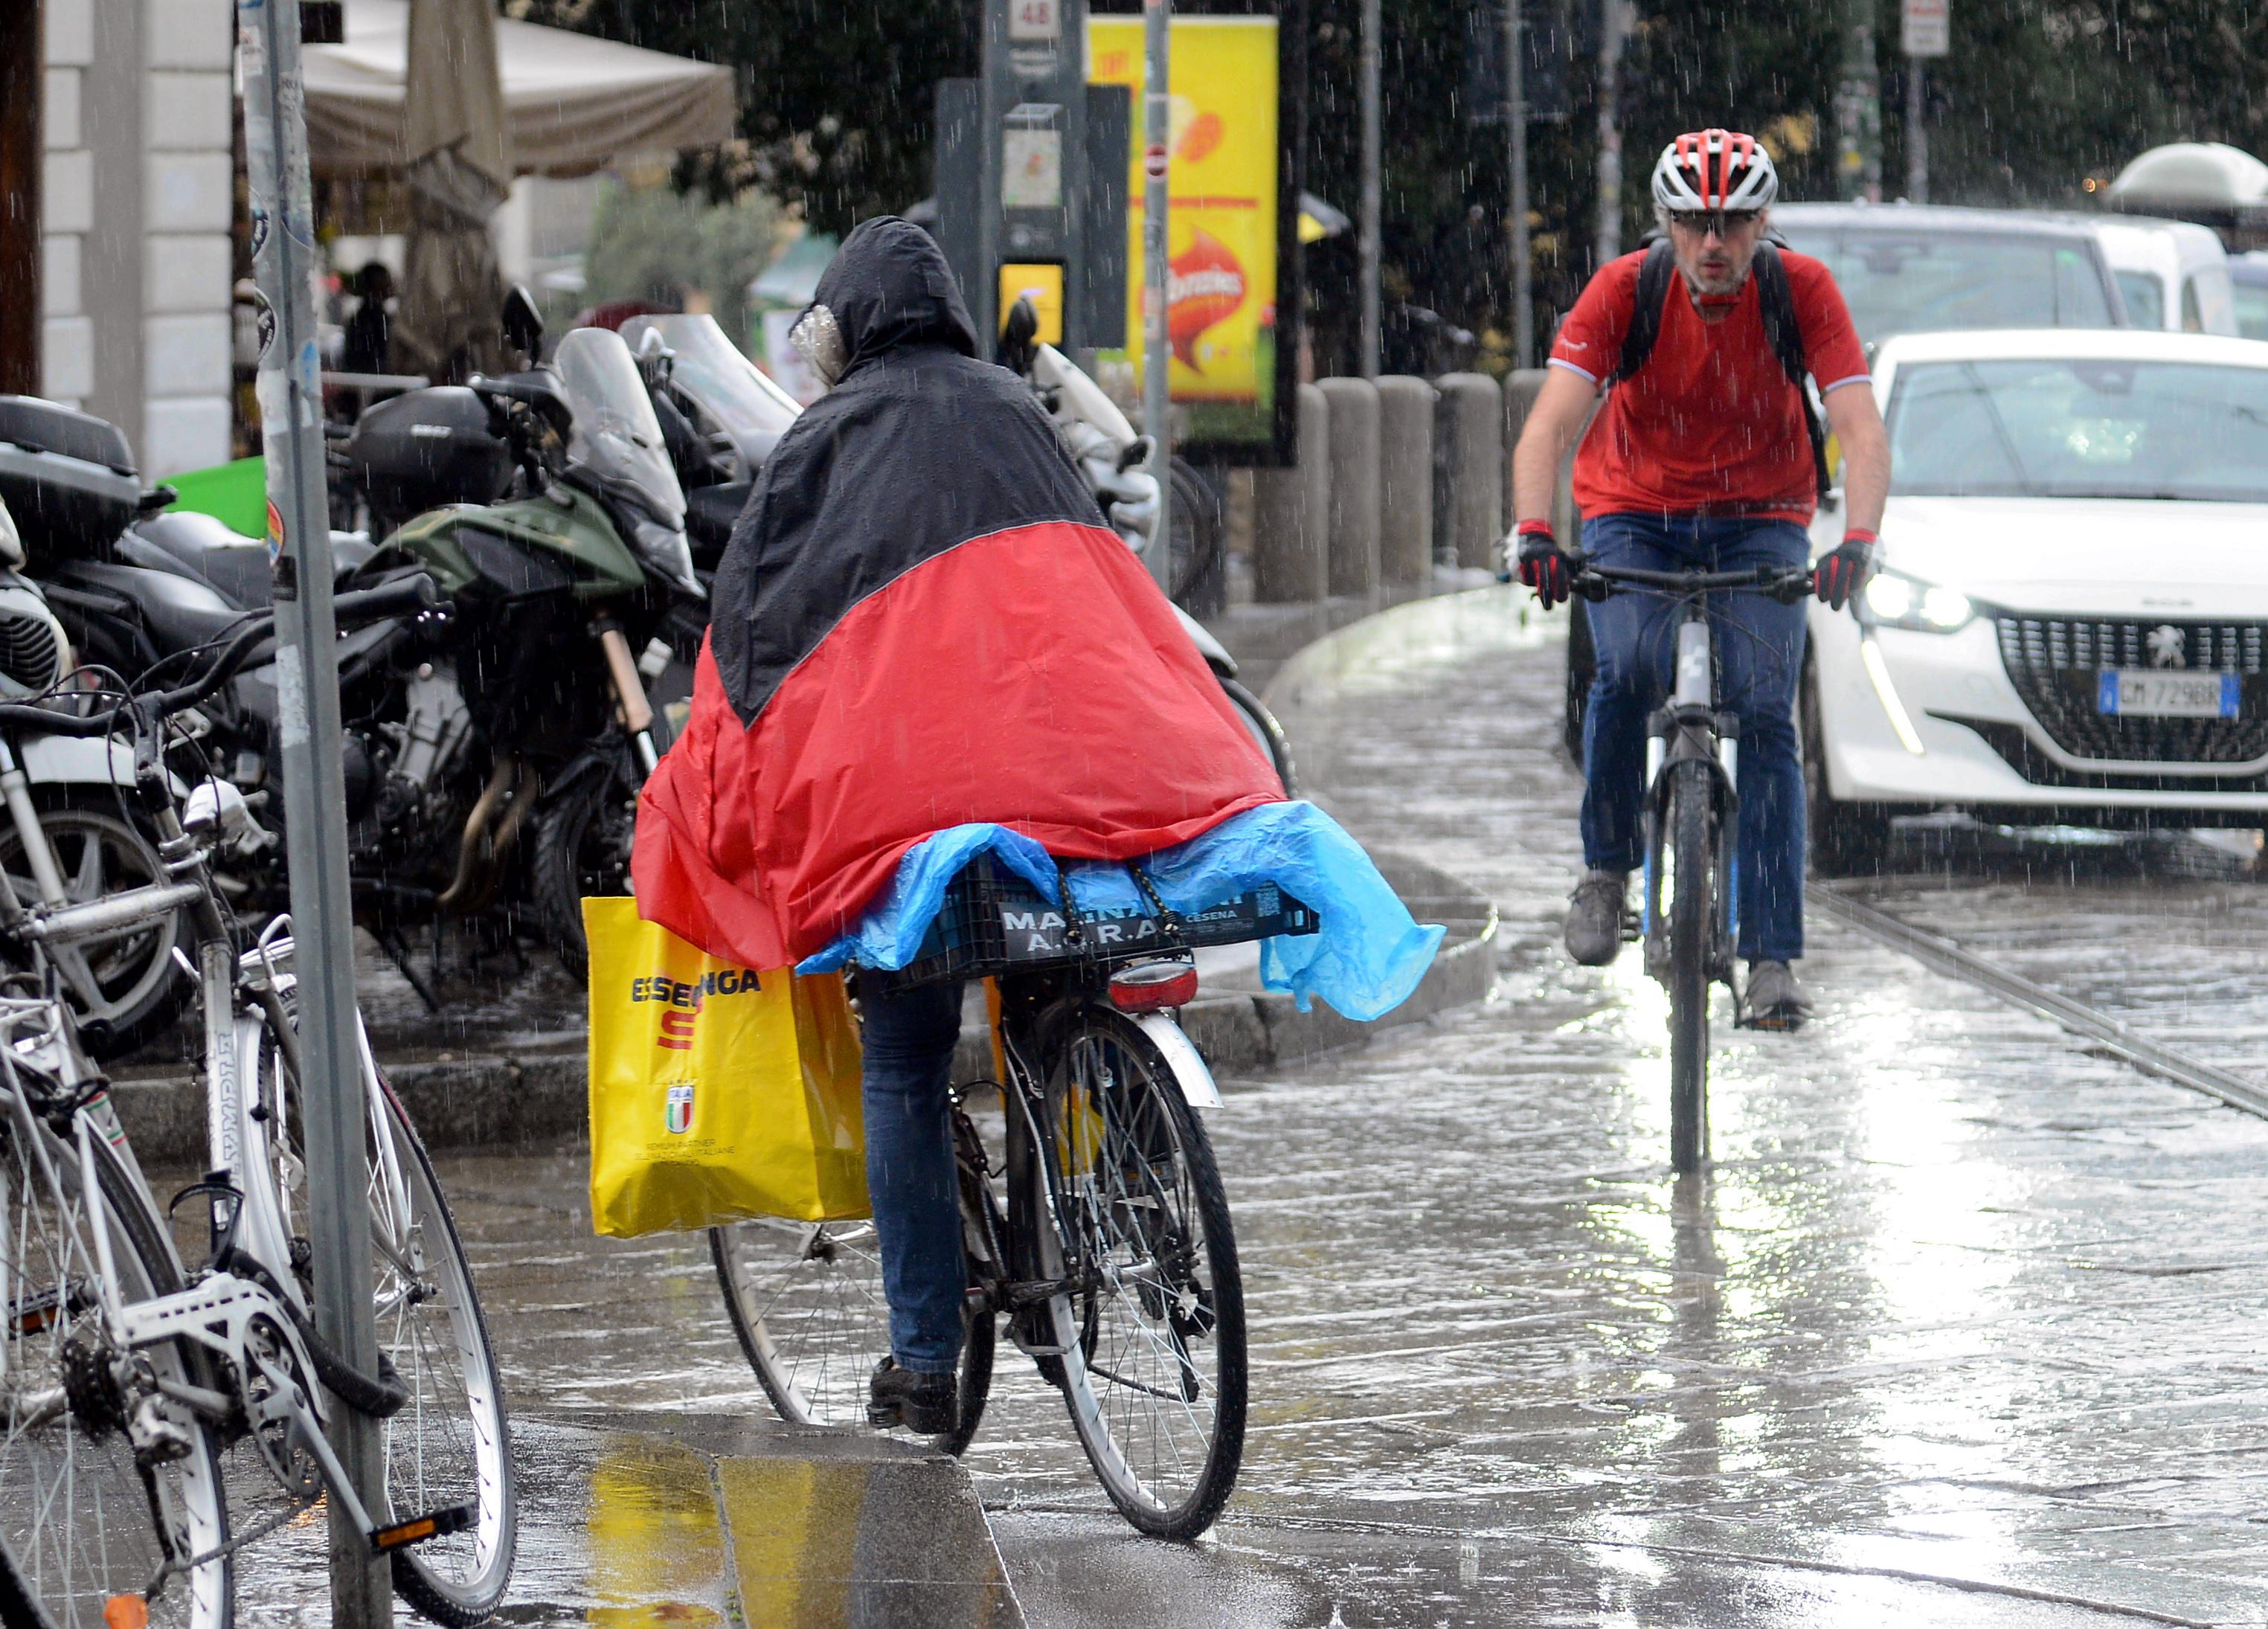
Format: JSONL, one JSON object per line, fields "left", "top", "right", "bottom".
{"left": 0, "top": 395, "right": 141, "bottom": 559}
{"left": 344, "top": 387, "right": 512, "bottom": 528}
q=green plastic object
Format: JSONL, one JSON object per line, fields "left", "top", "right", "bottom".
{"left": 164, "top": 456, "right": 269, "bottom": 539}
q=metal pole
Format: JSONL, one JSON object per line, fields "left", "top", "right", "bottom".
{"left": 1594, "top": 0, "right": 1625, "bottom": 267}
{"left": 237, "top": 2, "right": 390, "bottom": 1622}
{"left": 1358, "top": 0, "right": 1381, "bottom": 377}
{"left": 1506, "top": 0, "right": 1531, "bottom": 368}
{"left": 1836, "top": 0, "right": 1883, "bottom": 202}
{"left": 1905, "top": 57, "right": 1928, "bottom": 202}
{"left": 1143, "top": 0, "right": 1173, "bottom": 594}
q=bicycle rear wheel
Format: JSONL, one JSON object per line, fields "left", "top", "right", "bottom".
{"left": 0, "top": 1094, "right": 231, "bottom": 1628}
{"left": 710, "top": 1105, "right": 998, "bottom": 1455}
{"left": 1041, "top": 1006, "right": 1245, "bottom": 1540}
{"left": 245, "top": 1010, "right": 515, "bottom": 1625}
{"left": 1665, "top": 760, "right": 1715, "bottom": 1174}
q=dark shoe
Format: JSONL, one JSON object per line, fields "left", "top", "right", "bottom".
{"left": 1741, "top": 960, "right": 1813, "bottom": 1031}
{"left": 868, "top": 1357, "right": 959, "bottom": 1435}
{"left": 1564, "top": 870, "right": 1629, "bottom": 967}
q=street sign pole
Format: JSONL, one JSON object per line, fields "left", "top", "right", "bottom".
{"left": 1593, "top": 0, "right": 1626, "bottom": 266}
{"left": 1358, "top": 0, "right": 1381, "bottom": 377}
{"left": 1837, "top": 0, "right": 1884, "bottom": 202}
{"left": 1142, "top": 0, "right": 1172, "bottom": 594}
{"left": 1901, "top": 0, "right": 1947, "bottom": 202}
{"left": 236, "top": 2, "right": 391, "bottom": 1622}
{"left": 1505, "top": 0, "right": 1531, "bottom": 369}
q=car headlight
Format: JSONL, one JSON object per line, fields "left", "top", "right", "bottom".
{"left": 1860, "top": 569, "right": 1976, "bottom": 634}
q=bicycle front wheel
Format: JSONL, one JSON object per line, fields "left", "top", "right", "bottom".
{"left": 246, "top": 1013, "right": 515, "bottom": 1625}
{"left": 1665, "top": 759, "right": 1715, "bottom": 1174}
{"left": 0, "top": 1100, "right": 231, "bottom": 1628}
{"left": 1043, "top": 1006, "right": 1246, "bottom": 1540}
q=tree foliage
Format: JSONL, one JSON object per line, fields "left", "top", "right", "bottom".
{"left": 520, "top": 0, "right": 2268, "bottom": 370}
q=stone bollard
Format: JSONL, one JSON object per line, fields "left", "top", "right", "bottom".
{"left": 1374, "top": 376, "right": 1436, "bottom": 588}
{"left": 1433, "top": 371, "right": 1502, "bottom": 571}
{"left": 1317, "top": 376, "right": 1381, "bottom": 598}
{"left": 1252, "top": 382, "right": 1331, "bottom": 603}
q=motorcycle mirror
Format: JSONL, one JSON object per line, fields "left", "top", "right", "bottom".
{"left": 501, "top": 284, "right": 545, "bottom": 365}
{"left": 997, "top": 295, "right": 1041, "bottom": 376}
{"left": 1117, "top": 435, "right": 1153, "bottom": 474}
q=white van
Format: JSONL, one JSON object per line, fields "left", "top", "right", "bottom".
{"left": 2085, "top": 216, "right": 2240, "bottom": 334}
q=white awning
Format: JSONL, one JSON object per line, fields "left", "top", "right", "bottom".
{"left": 303, "top": 0, "right": 737, "bottom": 179}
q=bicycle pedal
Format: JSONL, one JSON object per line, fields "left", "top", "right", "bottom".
{"left": 370, "top": 1503, "right": 475, "bottom": 1554}
{"left": 1619, "top": 910, "right": 1642, "bottom": 943}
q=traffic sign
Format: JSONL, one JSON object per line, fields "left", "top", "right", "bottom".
{"left": 1902, "top": 0, "right": 1950, "bottom": 57}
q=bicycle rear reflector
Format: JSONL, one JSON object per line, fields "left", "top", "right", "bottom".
{"left": 1108, "top": 961, "right": 1199, "bottom": 1012}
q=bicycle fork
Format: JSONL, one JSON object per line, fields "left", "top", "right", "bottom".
{"left": 1639, "top": 615, "right": 1743, "bottom": 986}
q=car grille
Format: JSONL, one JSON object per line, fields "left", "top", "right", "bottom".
{"left": 1994, "top": 614, "right": 2268, "bottom": 765}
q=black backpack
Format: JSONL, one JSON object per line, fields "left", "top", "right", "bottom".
{"left": 1608, "top": 237, "right": 1833, "bottom": 503}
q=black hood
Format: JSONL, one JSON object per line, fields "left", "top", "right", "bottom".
{"left": 812, "top": 216, "right": 980, "bottom": 373}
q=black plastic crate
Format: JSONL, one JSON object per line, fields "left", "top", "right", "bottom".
{"left": 862, "top": 853, "right": 1319, "bottom": 994}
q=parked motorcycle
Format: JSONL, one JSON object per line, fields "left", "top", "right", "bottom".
{"left": 340, "top": 291, "right": 703, "bottom": 982}
{"left": 0, "top": 476, "right": 191, "bottom": 1054}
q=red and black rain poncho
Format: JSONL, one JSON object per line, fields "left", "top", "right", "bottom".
{"left": 632, "top": 217, "right": 1284, "bottom": 970}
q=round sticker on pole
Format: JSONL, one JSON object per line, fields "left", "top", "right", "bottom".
{"left": 1143, "top": 143, "right": 1169, "bottom": 182}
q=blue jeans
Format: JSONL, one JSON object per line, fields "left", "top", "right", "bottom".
{"left": 1579, "top": 513, "right": 1808, "bottom": 964}
{"left": 858, "top": 979, "right": 966, "bottom": 1375}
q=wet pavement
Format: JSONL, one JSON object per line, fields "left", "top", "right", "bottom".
{"left": 224, "top": 587, "right": 2268, "bottom": 1625}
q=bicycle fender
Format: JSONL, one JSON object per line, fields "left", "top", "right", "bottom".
{"left": 1134, "top": 1012, "right": 1223, "bottom": 1111}
{"left": 16, "top": 732, "right": 188, "bottom": 797}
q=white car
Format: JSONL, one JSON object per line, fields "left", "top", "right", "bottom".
{"left": 1805, "top": 327, "right": 2268, "bottom": 870}
{"left": 2081, "top": 215, "right": 2240, "bottom": 335}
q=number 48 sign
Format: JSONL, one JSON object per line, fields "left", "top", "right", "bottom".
{"left": 1010, "top": 0, "right": 1061, "bottom": 43}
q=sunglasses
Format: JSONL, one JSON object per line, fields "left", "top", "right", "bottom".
{"left": 1671, "top": 211, "right": 1763, "bottom": 237}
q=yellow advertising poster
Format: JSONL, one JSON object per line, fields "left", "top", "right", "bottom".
{"left": 1089, "top": 16, "right": 1279, "bottom": 426}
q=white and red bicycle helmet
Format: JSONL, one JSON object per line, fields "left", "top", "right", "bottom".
{"left": 1651, "top": 129, "right": 1779, "bottom": 214}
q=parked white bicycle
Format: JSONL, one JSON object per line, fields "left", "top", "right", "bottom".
{"left": 0, "top": 578, "right": 513, "bottom": 1628}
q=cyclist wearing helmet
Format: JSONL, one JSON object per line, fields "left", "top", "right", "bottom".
{"left": 1507, "top": 128, "right": 1890, "bottom": 1028}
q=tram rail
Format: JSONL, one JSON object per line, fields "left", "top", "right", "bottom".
{"left": 1807, "top": 881, "right": 2268, "bottom": 1122}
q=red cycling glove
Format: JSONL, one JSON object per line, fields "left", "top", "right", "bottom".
{"left": 1509, "top": 520, "right": 1574, "bottom": 610}
{"left": 1815, "top": 528, "right": 1877, "bottom": 611}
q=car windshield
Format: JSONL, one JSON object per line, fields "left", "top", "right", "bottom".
{"left": 1777, "top": 228, "right": 2119, "bottom": 346}
{"left": 552, "top": 326, "right": 686, "bottom": 528}
{"left": 1887, "top": 357, "right": 2268, "bottom": 502}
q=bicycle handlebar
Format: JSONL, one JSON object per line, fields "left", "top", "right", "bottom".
{"left": 0, "top": 573, "right": 442, "bottom": 740}
{"left": 1574, "top": 562, "right": 1814, "bottom": 597}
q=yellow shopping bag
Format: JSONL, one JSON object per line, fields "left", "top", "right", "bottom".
{"left": 583, "top": 898, "right": 869, "bottom": 1238}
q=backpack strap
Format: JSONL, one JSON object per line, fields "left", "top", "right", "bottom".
{"left": 1607, "top": 240, "right": 1678, "bottom": 387}
{"left": 1750, "top": 242, "right": 1834, "bottom": 503}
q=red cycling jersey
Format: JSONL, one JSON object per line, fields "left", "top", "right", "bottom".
{"left": 1549, "top": 247, "right": 1870, "bottom": 524}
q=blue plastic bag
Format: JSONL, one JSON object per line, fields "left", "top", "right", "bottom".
{"left": 800, "top": 802, "right": 1444, "bottom": 1024}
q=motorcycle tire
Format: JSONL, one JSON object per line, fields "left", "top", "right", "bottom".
{"left": 530, "top": 760, "right": 640, "bottom": 980}
{"left": 0, "top": 791, "right": 190, "bottom": 1059}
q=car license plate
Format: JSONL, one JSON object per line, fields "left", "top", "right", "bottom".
{"left": 2096, "top": 670, "right": 2240, "bottom": 719}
